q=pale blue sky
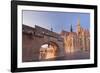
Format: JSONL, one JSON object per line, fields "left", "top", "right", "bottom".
{"left": 22, "top": 10, "right": 90, "bottom": 33}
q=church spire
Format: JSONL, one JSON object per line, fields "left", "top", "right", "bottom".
{"left": 70, "top": 24, "right": 73, "bottom": 32}
{"left": 77, "top": 17, "right": 81, "bottom": 34}
{"left": 77, "top": 17, "right": 80, "bottom": 27}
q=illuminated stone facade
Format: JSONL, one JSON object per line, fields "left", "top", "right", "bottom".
{"left": 62, "top": 18, "right": 90, "bottom": 53}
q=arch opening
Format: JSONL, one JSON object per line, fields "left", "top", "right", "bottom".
{"left": 39, "top": 41, "right": 59, "bottom": 61}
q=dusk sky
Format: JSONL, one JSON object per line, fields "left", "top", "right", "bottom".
{"left": 22, "top": 10, "right": 90, "bottom": 33}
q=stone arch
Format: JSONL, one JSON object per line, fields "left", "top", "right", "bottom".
{"left": 39, "top": 41, "right": 59, "bottom": 60}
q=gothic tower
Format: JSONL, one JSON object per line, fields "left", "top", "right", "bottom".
{"left": 77, "top": 17, "right": 81, "bottom": 35}
{"left": 76, "top": 17, "right": 82, "bottom": 50}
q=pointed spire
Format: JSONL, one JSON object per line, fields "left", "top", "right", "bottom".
{"left": 70, "top": 24, "right": 73, "bottom": 32}
{"left": 77, "top": 17, "right": 80, "bottom": 26}
{"left": 77, "top": 17, "right": 81, "bottom": 35}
